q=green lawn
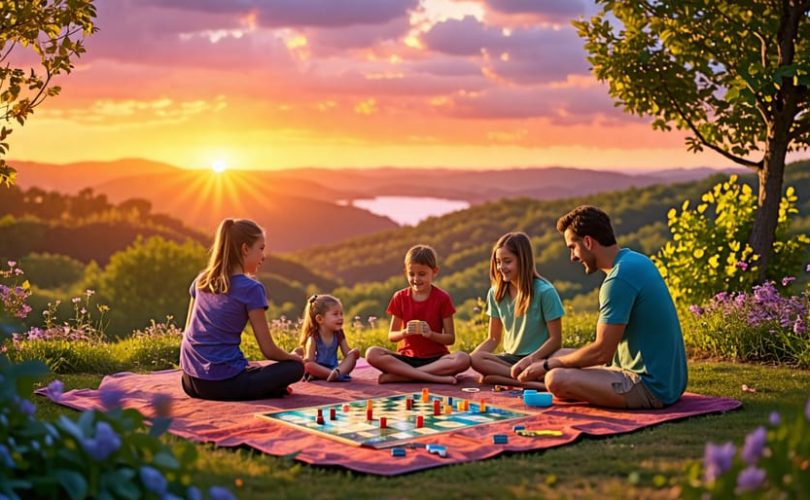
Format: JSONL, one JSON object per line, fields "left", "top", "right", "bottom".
{"left": 32, "top": 362, "right": 810, "bottom": 499}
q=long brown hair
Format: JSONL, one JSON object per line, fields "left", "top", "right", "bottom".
{"left": 196, "top": 218, "right": 263, "bottom": 294}
{"left": 298, "top": 294, "right": 342, "bottom": 347}
{"left": 489, "top": 232, "right": 540, "bottom": 316}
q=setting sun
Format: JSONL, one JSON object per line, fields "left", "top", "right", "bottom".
{"left": 211, "top": 159, "right": 227, "bottom": 173}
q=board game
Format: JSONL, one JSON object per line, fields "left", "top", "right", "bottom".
{"left": 256, "top": 391, "right": 531, "bottom": 448}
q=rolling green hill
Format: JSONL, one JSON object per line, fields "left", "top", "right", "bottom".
{"left": 288, "top": 162, "right": 810, "bottom": 319}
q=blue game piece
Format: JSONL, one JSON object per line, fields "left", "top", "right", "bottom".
{"left": 426, "top": 444, "right": 447, "bottom": 458}
{"left": 492, "top": 434, "right": 508, "bottom": 444}
{"left": 391, "top": 447, "right": 406, "bottom": 457}
{"left": 523, "top": 391, "right": 553, "bottom": 408}
{"left": 513, "top": 425, "right": 526, "bottom": 432}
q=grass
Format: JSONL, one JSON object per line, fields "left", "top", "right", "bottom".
{"left": 30, "top": 362, "right": 810, "bottom": 499}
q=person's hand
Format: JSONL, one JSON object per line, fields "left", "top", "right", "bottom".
{"left": 420, "top": 321, "right": 432, "bottom": 337}
{"left": 287, "top": 352, "right": 303, "bottom": 363}
{"left": 510, "top": 357, "right": 532, "bottom": 379}
{"left": 516, "top": 361, "right": 546, "bottom": 383}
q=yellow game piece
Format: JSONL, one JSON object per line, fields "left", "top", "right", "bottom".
{"left": 444, "top": 404, "right": 452, "bottom": 415}
{"left": 456, "top": 401, "right": 464, "bottom": 412}
{"left": 366, "top": 400, "right": 373, "bottom": 411}
{"left": 421, "top": 388, "right": 429, "bottom": 403}
{"left": 480, "top": 400, "right": 487, "bottom": 413}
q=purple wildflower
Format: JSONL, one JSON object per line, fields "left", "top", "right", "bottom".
{"left": 15, "top": 396, "right": 36, "bottom": 417}
{"left": 7, "top": 260, "right": 15, "bottom": 268}
{"left": 82, "top": 421, "right": 121, "bottom": 461}
{"left": 46, "top": 380, "right": 64, "bottom": 401}
{"left": 795, "top": 317, "right": 807, "bottom": 336}
{"left": 0, "top": 444, "right": 14, "bottom": 468}
{"left": 736, "top": 466, "right": 766, "bottom": 492}
{"left": 741, "top": 426, "right": 767, "bottom": 465}
{"left": 704, "top": 442, "right": 736, "bottom": 483}
{"left": 688, "top": 305, "right": 704, "bottom": 316}
{"left": 139, "top": 466, "right": 167, "bottom": 495}
{"left": 187, "top": 486, "right": 203, "bottom": 500}
{"left": 714, "top": 291, "right": 729, "bottom": 303}
{"left": 737, "top": 261, "right": 748, "bottom": 271}
{"left": 769, "top": 411, "right": 781, "bottom": 426}
{"left": 100, "top": 388, "right": 125, "bottom": 410}
{"left": 209, "top": 486, "right": 236, "bottom": 500}
{"left": 806, "top": 264, "right": 810, "bottom": 272}
{"left": 781, "top": 276, "right": 796, "bottom": 287}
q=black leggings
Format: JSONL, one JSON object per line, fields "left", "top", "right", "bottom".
{"left": 181, "top": 361, "right": 304, "bottom": 401}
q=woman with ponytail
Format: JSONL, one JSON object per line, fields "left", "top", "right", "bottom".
{"left": 180, "top": 218, "right": 304, "bottom": 400}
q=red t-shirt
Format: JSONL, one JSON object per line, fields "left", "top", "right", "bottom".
{"left": 386, "top": 285, "right": 456, "bottom": 358}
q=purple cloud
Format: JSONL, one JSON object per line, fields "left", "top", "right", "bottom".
{"left": 423, "top": 16, "right": 589, "bottom": 83}
{"left": 143, "top": 0, "right": 419, "bottom": 28}
{"left": 485, "top": 0, "right": 586, "bottom": 19}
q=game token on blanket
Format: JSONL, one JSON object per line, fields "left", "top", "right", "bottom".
{"left": 461, "top": 387, "right": 480, "bottom": 392}
{"left": 390, "top": 447, "right": 406, "bottom": 457}
{"left": 256, "top": 392, "right": 530, "bottom": 449}
{"left": 516, "top": 429, "right": 563, "bottom": 437}
{"left": 492, "top": 434, "right": 508, "bottom": 444}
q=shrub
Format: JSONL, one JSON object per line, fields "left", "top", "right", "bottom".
{"left": 682, "top": 393, "right": 810, "bottom": 498}
{"left": 654, "top": 176, "right": 809, "bottom": 308}
{"left": 682, "top": 279, "right": 810, "bottom": 367}
{"left": 1, "top": 262, "right": 233, "bottom": 499}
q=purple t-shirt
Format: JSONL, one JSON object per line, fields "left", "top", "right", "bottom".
{"left": 180, "top": 274, "right": 268, "bottom": 380}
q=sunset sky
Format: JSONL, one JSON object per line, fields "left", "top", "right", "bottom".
{"left": 10, "top": 0, "right": 804, "bottom": 172}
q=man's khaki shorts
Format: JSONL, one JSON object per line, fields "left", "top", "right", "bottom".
{"left": 602, "top": 366, "right": 664, "bottom": 409}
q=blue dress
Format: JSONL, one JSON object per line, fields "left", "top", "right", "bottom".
{"left": 312, "top": 330, "right": 351, "bottom": 381}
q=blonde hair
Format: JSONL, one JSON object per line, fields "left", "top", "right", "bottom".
{"left": 489, "top": 232, "right": 540, "bottom": 316}
{"left": 299, "top": 294, "right": 342, "bottom": 347}
{"left": 196, "top": 218, "right": 264, "bottom": 294}
{"left": 404, "top": 244, "right": 438, "bottom": 269}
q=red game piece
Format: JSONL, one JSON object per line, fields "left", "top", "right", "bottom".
{"left": 366, "top": 408, "right": 373, "bottom": 421}
{"left": 416, "top": 415, "right": 424, "bottom": 428}
{"left": 406, "top": 398, "right": 413, "bottom": 410}
{"left": 329, "top": 407, "right": 336, "bottom": 420}
{"left": 433, "top": 399, "right": 440, "bottom": 416}
{"left": 380, "top": 417, "right": 387, "bottom": 428}
{"left": 342, "top": 404, "right": 350, "bottom": 412}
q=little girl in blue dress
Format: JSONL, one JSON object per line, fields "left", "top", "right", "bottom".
{"left": 298, "top": 294, "right": 359, "bottom": 381}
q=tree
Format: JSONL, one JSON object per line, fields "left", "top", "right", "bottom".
{"left": 0, "top": 1, "right": 97, "bottom": 187}
{"left": 575, "top": 1, "right": 809, "bottom": 278}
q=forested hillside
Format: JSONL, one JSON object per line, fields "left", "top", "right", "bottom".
{"left": 289, "top": 162, "right": 810, "bottom": 319}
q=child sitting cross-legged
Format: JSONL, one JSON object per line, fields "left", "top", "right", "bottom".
{"left": 299, "top": 294, "right": 360, "bottom": 382}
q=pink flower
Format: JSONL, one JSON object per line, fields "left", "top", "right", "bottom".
{"left": 737, "top": 261, "right": 749, "bottom": 271}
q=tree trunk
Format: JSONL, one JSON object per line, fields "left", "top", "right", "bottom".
{"left": 749, "top": 131, "right": 788, "bottom": 281}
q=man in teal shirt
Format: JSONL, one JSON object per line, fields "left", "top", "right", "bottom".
{"left": 522, "top": 205, "right": 687, "bottom": 408}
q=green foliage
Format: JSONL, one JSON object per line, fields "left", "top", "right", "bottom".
{"left": 0, "top": 0, "right": 97, "bottom": 186}
{"left": 681, "top": 399, "right": 810, "bottom": 498}
{"left": 654, "top": 176, "right": 810, "bottom": 307}
{"left": 95, "top": 236, "right": 206, "bottom": 337}
{"left": 574, "top": 1, "right": 810, "bottom": 277}
{"left": 19, "top": 253, "right": 84, "bottom": 290}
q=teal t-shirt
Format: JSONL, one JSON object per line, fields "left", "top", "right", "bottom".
{"left": 487, "top": 278, "right": 564, "bottom": 356}
{"left": 599, "top": 248, "right": 688, "bottom": 405}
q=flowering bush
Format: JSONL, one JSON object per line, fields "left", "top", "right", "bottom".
{"left": 682, "top": 393, "right": 810, "bottom": 498}
{"left": 683, "top": 277, "right": 810, "bottom": 367}
{"left": 654, "top": 176, "right": 809, "bottom": 308}
{"left": 0, "top": 263, "right": 233, "bottom": 499}
{"left": 0, "top": 260, "right": 32, "bottom": 321}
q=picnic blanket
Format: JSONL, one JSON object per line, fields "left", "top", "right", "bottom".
{"left": 39, "top": 360, "right": 741, "bottom": 475}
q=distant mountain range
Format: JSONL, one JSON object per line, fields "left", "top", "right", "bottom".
{"left": 10, "top": 158, "right": 746, "bottom": 250}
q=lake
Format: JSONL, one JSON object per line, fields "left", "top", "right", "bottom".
{"left": 339, "top": 196, "right": 470, "bottom": 226}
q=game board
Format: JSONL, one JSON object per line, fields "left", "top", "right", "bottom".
{"left": 256, "top": 392, "right": 532, "bottom": 449}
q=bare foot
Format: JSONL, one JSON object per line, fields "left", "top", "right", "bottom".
{"left": 441, "top": 375, "right": 458, "bottom": 385}
{"left": 378, "top": 373, "right": 410, "bottom": 384}
{"left": 327, "top": 368, "right": 340, "bottom": 382}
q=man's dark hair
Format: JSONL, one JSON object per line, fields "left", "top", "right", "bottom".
{"left": 556, "top": 205, "right": 617, "bottom": 246}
